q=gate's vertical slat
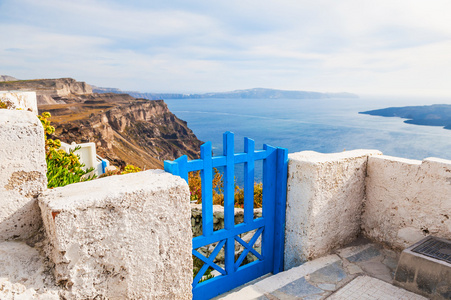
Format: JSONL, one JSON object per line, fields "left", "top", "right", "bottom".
{"left": 244, "top": 137, "right": 255, "bottom": 224}
{"left": 178, "top": 155, "right": 189, "bottom": 183}
{"left": 201, "top": 142, "right": 213, "bottom": 237}
{"left": 223, "top": 132, "right": 235, "bottom": 275}
{"left": 273, "top": 147, "right": 288, "bottom": 274}
{"left": 262, "top": 144, "right": 277, "bottom": 261}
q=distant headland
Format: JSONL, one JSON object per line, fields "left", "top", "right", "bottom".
{"left": 360, "top": 104, "right": 451, "bottom": 130}
{"left": 92, "top": 87, "right": 359, "bottom": 100}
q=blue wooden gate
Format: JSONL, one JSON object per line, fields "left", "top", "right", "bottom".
{"left": 164, "top": 132, "right": 288, "bottom": 299}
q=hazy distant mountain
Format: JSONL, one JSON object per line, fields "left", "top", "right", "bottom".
{"left": 90, "top": 85, "right": 122, "bottom": 93}
{"left": 360, "top": 104, "right": 451, "bottom": 130}
{"left": 0, "top": 75, "right": 18, "bottom": 82}
{"left": 191, "top": 88, "right": 358, "bottom": 99}
{"left": 92, "top": 87, "right": 358, "bottom": 100}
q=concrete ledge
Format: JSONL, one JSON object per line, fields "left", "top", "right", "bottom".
{"left": 285, "top": 149, "right": 382, "bottom": 269}
{"left": 39, "top": 170, "right": 192, "bottom": 300}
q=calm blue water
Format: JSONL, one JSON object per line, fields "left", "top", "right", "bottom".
{"left": 165, "top": 96, "right": 451, "bottom": 183}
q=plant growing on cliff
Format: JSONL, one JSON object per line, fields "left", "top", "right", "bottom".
{"left": 38, "top": 112, "right": 96, "bottom": 188}
{"left": 189, "top": 169, "right": 224, "bottom": 204}
{"left": 121, "top": 164, "right": 142, "bottom": 174}
{"left": 188, "top": 170, "right": 263, "bottom": 208}
{"left": 234, "top": 182, "right": 263, "bottom": 209}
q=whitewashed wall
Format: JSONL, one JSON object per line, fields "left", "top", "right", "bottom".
{"left": 39, "top": 170, "right": 193, "bottom": 300}
{"left": 285, "top": 150, "right": 451, "bottom": 270}
{"left": 284, "top": 150, "right": 381, "bottom": 269}
{"left": 0, "top": 110, "right": 47, "bottom": 241}
{"left": 1, "top": 103, "right": 193, "bottom": 299}
{"left": 363, "top": 155, "right": 451, "bottom": 249}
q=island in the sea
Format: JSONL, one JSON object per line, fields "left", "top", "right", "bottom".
{"left": 360, "top": 104, "right": 451, "bottom": 130}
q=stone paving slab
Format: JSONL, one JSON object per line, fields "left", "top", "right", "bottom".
{"left": 219, "top": 255, "right": 342, "bottom": 299}
{"left": 327, "top": 276, "right": 428, "bottom": 300}
{"left": 218, "top": 242, "right": 426, "bottom": 300}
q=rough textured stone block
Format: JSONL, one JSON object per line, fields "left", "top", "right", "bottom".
{"left": 0, "top": 110, "right": 47, "bottom": 241}
{"left": 284, "top": 150, "right": 381, "bottom": 269}
{"left": 363, "top": 155, "right": 451, "bottom": 249}
{"left": 39, "top": 170, "right": 192, "bottom": 300}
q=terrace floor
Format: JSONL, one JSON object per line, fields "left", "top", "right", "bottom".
{"left": 217, "top": 238, "right": 428, "bottom": 300}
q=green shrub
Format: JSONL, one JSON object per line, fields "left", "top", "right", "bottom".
{"left": 121, "top": 164, "right": 141, "bottom": 174}
{"left": 38, "top": 112, "right": 96, "bottom": 188}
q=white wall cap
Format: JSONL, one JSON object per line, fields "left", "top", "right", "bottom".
{"left": 423, "top": 157, "right": 451, "bottom": 166}
{"left": 40, "top": 169, "right": 187, "bottom": 210}
{"left": 289, "top": 149, "right": 382, "bottom": 164}
{"left": 369, "top": 155, "right": 422, "bottom": 165}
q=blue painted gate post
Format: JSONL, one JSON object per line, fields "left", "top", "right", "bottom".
{"left": 274, "top": 147, "right": 288, "bottom": 273}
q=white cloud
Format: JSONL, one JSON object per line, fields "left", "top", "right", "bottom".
{"left": 1, "top": 0, "right": 451, "bottom": 96}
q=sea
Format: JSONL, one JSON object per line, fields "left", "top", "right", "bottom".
{"left": 165, "top": 96, "right": 451, "bottom": 183}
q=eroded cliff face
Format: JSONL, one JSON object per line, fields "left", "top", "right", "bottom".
{"left": 2, "top": 77, "right": 203, "bottom": 169}
{"left": 0, "top": 78, "right": 92, "bottom": 105}
{"left": 40, "top": 95, "right": 202, "bottom": 169}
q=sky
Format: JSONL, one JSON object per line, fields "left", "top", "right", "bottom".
{"left": 1, "top": 0, "right": 451, "bottom": 97}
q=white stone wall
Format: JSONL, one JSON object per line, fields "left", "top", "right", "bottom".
{"left": 39, "top": 170, "right": 192, "bottom": 300}
{"left": 363, "top": 155, "right": 451, "bottom": 249}
{"left": 284, "top": 150, "right": 381, "bottom": 269}
{"left": 0, "top": 91, "right": 38, "bottom": 114}
{"left": 285, "top": 150, "right": 451, "bottom": 270}
{"left": 0, "top": 110, "right": 47, "bottom": 241}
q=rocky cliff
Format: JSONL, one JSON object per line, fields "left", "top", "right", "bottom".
{"left": 0, "top": 78, "right": 92, "bottom": 105}
{"left": 2, "top": 77, "right": 202, "bottom": 169}
{"left": 42, "top": 97, "right": 201, "bottom": 169}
